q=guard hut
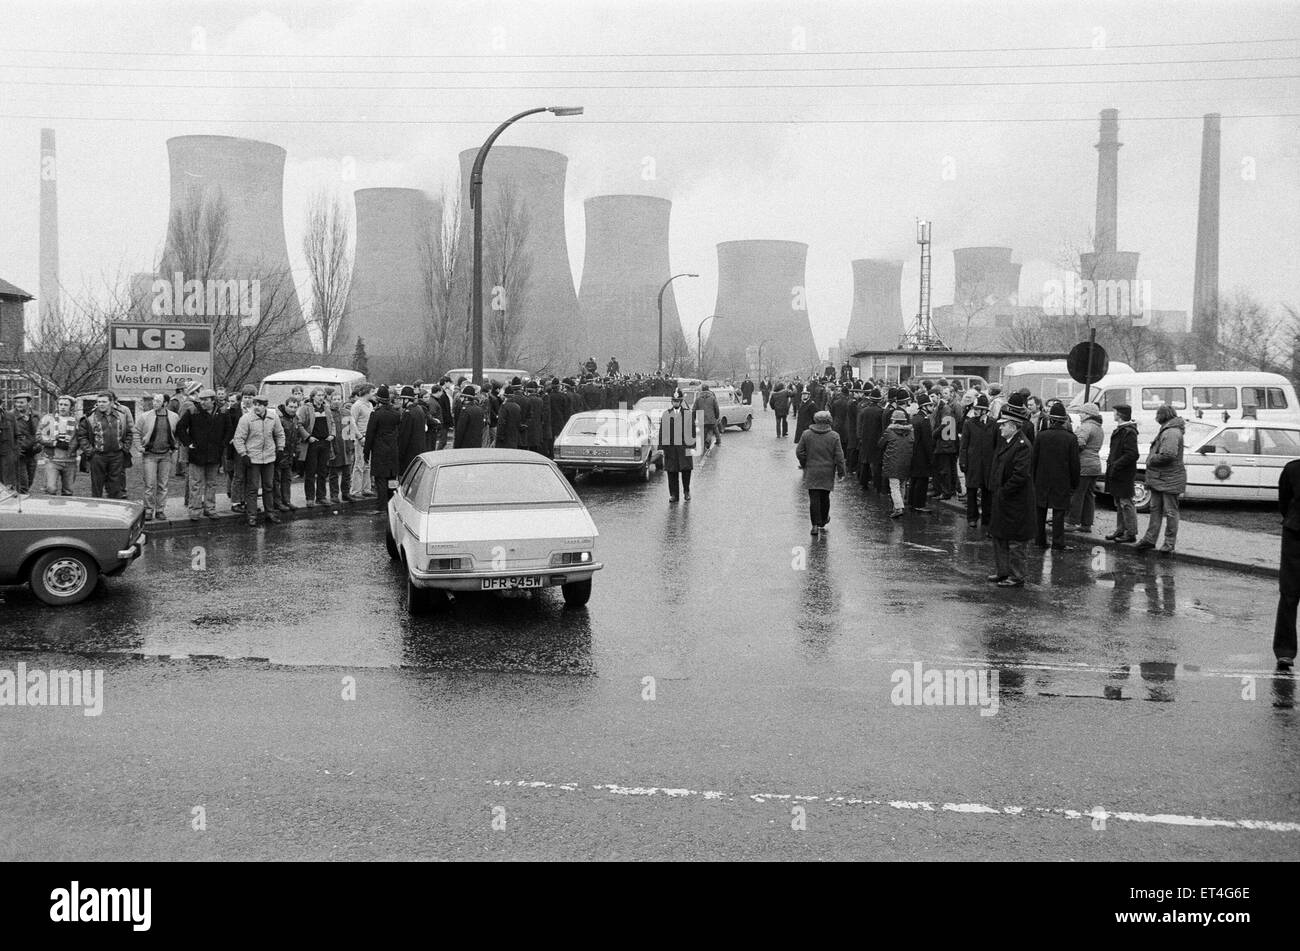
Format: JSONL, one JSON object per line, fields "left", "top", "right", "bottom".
{"left": 849, "top": 348, "right": 1070, "bottom": 387}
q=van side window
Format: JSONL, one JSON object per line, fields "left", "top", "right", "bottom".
{"left": 1141, "top": 387, "right": 1186, "bottom": 411}
{"left": 1243, "top": 387, "right": 1289, "bottom": 410}
{"left": 1192, "top": 387, "right": 1237, "bottom": 410}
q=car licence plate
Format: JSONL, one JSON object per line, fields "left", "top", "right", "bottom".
{"left": 481, "top": 576, "right": 544, "bottom": 590}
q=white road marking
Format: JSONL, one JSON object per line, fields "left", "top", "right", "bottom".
{"left": 488, "top": 780, "right": 1300, "bottom": 833}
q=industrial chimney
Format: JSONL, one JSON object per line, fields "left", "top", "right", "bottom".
{"left": 457, "top": 146, "right": 582, "bottom": 370}
{"left": 844, "top": 259, "right": 904, "bottom": 352}
{"left": 337, "top": 188, "right": 438, "bottom": 379}
{"left": 161, "top": 135, "right": 308, "bottom": 347}
{"left": 1192, "top": 113, "right": 1221, "bottom": 368}
{"left": 579, "top": 195, "right": 688, "bottom": 374}
{"left": 39, "top": 128, "right": 59, "bottom": 330}
{"left": 1094, "top": 108, "right": 1121, "bottom": 255}
{"left": 707, "top": 240, "right": 818, "bottom": 376}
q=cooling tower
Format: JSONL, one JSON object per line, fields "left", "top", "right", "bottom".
{"left": 39, "top": 128, "right": 59, "bottom": 327}
{"left": 457, "top": 146, "right": 582, "bottom": 370}
{"left": 162, "top": 135, "right": 306, "bottom": 344}
{"left": 844, "top": 259, "right": 904, "bottom": 352}
{"left": 1094, "top": 109, "right": 1121, "bottom": 255}
{"left": 708, "top": 240, "right": 818, "bottom": 375}
{"left": 1192, "top": 113, "right": 1221, "bottom": 367}
{"left": 337, "top": 188, "right": 438, "bottom": 370}
{"left": 953, "top": 247, "right": 1021, "bottom": 306}
{"left": 578, "top": 195, "right": 688, "bottom": 373}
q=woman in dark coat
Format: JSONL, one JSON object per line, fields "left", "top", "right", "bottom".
{"left": 1029, "top": 402, "right": 1080, "bottom": 549}
{"left": 658, "top": 390, "right": 696, "bottom": 503}
{"left": 988, "top": 405, "right": 1037, "bottom": 587}
{"left": 1104, "top": 404, "right": 1140, "bottom": 542}
{"left": 796, "top": 409, "right": 846, "bottom": 536}
{"left": 364, "top": 385, "right": 402, "bottom": 513}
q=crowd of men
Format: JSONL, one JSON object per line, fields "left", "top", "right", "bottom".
{"left": 764, "top": 372, "right": 1164, "bottom": 588}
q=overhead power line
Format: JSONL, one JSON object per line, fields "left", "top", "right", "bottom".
{"left": 2, "top": 112, "right": 1295, "bottom": 125}
{"left": 5, "top": 37, "right": 1299, "bottom": 58}
{"left": 4, "top": 73, "right": 1298, "bottom": 91}
{"left": 2, "top": 54, "right": 1299, "bottom": 74}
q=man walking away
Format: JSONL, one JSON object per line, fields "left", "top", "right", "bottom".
{"left": 1030, "top": 402, "right": 1080, "bottom": 550}
{"left": 1275, "top": 457, "right": 1300, "bottom": 669}
{"left": 770, "top": 383, "right": 791, "bottom": 438}
{"left": 695, "top": 383, "right": 721, "bottom": 451}
{"left": 1104, "top": 405, "right": 1140, "bottom": 542}
{"left": 908, "top": 400, "right": 934, "bottom": 513}
{"left": 796, "top": 409, "right": 846, "bottom": 536}
{"left": 988, "top": 404, "right": 1036, "bottom": 587}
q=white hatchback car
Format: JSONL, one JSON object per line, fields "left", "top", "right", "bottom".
{"left": 386, "top": 449, "right": 602, "bottom": 612}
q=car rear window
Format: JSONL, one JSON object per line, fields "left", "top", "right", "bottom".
{"left": 430, "top": 463, "right": 574, "bottom": 506}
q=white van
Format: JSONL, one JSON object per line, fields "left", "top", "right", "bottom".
{"left": 1002, "top": 359, "right": 1135, "bottom": 404}
{"left": 1068, "top": 370, "right": 1300, "bottom": 450}
{"left": 259, "top": 366, "right": 367, "bottom": 406}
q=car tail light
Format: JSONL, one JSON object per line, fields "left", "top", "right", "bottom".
{"left": 549, "top": 551, "right": 592, "bottom": 566}
{"left": 427, "top": 557, "right": 467, "bottom": 571}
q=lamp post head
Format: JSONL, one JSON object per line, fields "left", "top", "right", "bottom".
{"left": 548, "top": 106, "right": 585, "bottom": 116}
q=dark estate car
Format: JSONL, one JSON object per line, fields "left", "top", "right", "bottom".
{"left": 0, "top": 488, "right": 147, "bottom": 605}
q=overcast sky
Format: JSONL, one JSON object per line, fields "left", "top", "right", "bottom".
{"left": 2, "top": 0, "right": 1298, "bottom": 356}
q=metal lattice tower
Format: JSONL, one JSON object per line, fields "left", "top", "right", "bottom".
{"left": 899, "top": 219, "right": 947, "bottom": 351}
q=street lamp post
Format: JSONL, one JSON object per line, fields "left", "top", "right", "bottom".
{"left": 656, "top": 272, "right": 697, "bottom": 374}
{"left": 755, "top": 337, "right": 773, "bottom": 380}
{"left": 470, "top": 105, "right": 583, "bottom": 387}
{"left": 697, "top": 314, "right": 722, "bottom": 378}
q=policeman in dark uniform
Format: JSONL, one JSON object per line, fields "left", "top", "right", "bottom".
{"left": 1276, "top": 457, "right": 1300, "bottom": 669}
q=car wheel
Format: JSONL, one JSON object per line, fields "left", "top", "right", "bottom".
{"left": 653, "top": 453, "right": 664, "bottom": 471}
{"left": 741, "top": 416, "right": 752, "bottom": 431}
{"left": 639, "top": 457, "right": 652, "bottom": 482}
{"left": 1133, "top": 481, "right": 1151, "bottom": 514}
{"left": 407, "top": 575, "right": 436, "bottom": 614}
{"left": 29, "top": 549, "right": 99, "bottom": 606}
{"left": 562, "top": 578, "right": 592, "bottom": 608}
{"left": 385, "top": 526, "right": 400, "bottom": 561}
{"left": 720, "top": 417, "right": 728, "bottom": 431}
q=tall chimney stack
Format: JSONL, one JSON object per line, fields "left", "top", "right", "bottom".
{"left": 1192, "top": 113, "right": 1221, "bottom": 368}
{"left": 1094, "top": 109, "right": 1120, "bottom": 254}
{"left": 39, "top": 128, "right": 60, "bottom": 328}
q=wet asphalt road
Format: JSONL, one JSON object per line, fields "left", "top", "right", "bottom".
{"left": 2, "top": 421, "right": 1297, "bottom": 861}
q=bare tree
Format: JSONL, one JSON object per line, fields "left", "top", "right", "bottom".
{"left": 20, "top": 273, "right": 132, "bottom": 401}
{"left": 1214, "top": 289, "right": 1291, "bottom": 373}
{"left": 419, "top": 184, "right": 466, "bottom": 374}
{"left": 482, "top": 180, "right": 533, "bottom": 368}
{"left": 156, "top": 187, "right": 308, "bottom": 389}
{"left": 302, "top": 189, "right": 352, "bottom": 358}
